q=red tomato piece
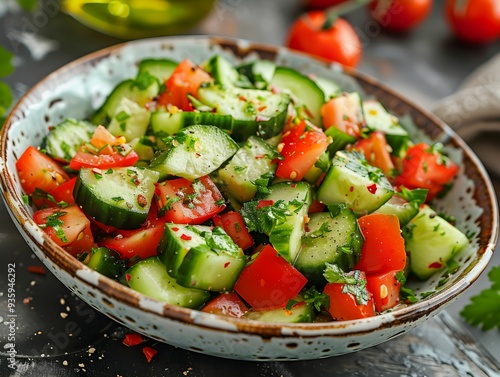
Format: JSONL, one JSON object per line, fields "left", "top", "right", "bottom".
{"left": 320, "top": 94, "right": 363, "bottom": 138}
{"left": 394, "top": 143, "right": 459, "bottom": 201}
{"left": 122, "top": 333, "right": 144, "bottom": 347}
{"left": 35, "top": 177, "right": 77, "bottom": 209}
{"left": 445, "top": 0, "right": 500, "bottom": 44}
{"left": 323, "top": 271, "right": 376, "bottom": 321}
{"left": 63, "top": 224, "right": 95, "bottom": 257}
{"left": 353, "top": 131, "right": 395, "bottom": 175}
{"left": 366, "top": 270, "right": 401, "bottom": 313}
{"left": 16, "top": 145, "right": 70, "bottom": 198}
{"left": 213, "top": 211, "right": 254, "bottom": 251}
{"left": 355, "top": 213, "right": 406, "bottom": 275}
{"left": 99, "top": 219, "right": 165, "bottom": 260}
{"left": 33, "top": 205, "right": 91, "bottom": 248}
{"left": 157, "top": 59, "right": 213, "bottom": 111}
{"left": 275, "top": 120, "right": 330, "bottom": 181}
{"left": 368, "top": 0, "right": 432, "bottom": 32}
{"left": 308, "top": 199, "right": 326, "bottom": 214}
{"left": 142, "top": 346, "right": 157, "bottom": 363}
{"left": 201, "top": 291, "right": 249, "bottom": 318}
{"left": 286, "top": 11, "right": 362, "bottom": 68}
{"left": 155, "top": 176, "right": 225, "bottom": 225}
{"left": 69, "top": 149, "right": 139, "bottom": 170}
{"left": 234, "top": 245, "right": 308, "bottom": 310}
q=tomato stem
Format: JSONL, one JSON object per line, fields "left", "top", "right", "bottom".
{"left": 322, "top": 0, "right": 372, "bottom": 30}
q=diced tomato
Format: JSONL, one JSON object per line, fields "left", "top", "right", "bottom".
{"left": 394, "top": 143, "right": 459, "bottom": 201}
{"left": 366, "top": 270, "right": 401, "bottom": 313}
{"left": 35, "top": 177, "right": 77, "bottom": 209}
{"left": 63, "top": 224, "right": 95, "bottom": 257}
{"left": 16, "top": 146, "right": 70, "bottom": 200}
{"left": 69, "top": 149, "right": 139, "bottom": 170}
{"left": 89, "top": 125, "right": 124, "bottom": 153}
{"left": 157, "top": 59, "right": 213, "bottom": 111}
{"left": 99, "top": 219, "right": 165, "bottom": 260}
{"left": 234, "top": 245, "right": 308, "bottom": 310}
{"left": 33, "top": 204, "right": 92, "bottom": 248}
{"left": 353, "top": 131, "right": 395, "bottom": 175}
{"left": 155, "top": 176, "right": 225, "bottom": 225}
{"left": 320, "top": 93, "right": 363, "bottom": 138}
{"left": 308, "top": 199, "right": 326, "bottom": 214}
{"left": 142, "top": 346, "right": 157, "bottom": 363}
{"left": 323, "top": 271, "right": 376, "bottom": 320}
{"left": 275, "top": 120, "right": 330, "bottom": 181}
{"left": 201, "top": 291, "right": 249, "bottom": 318}
{"left": 122, "top": 333, "right": 144, "bottom": 347}
{"left": 213, "top": 211, "right": 254, "bottom": 251}
{"left": 354, "top": 213, "right": 406, "bottom": 275}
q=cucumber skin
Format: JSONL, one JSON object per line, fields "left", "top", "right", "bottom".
{"left": 74, "top": 167, "right": 159, "bottom": 230}
{"left": 244, "top": 300, "right": 314, "bottom": 323}
{"left": 403, "top": 205, "right": 469, "bottom": 280}
{"left": 126, "top": 256, "right": 210, "bottom": 309}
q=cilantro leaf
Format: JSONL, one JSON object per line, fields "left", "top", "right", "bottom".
{"left": 323, "top": 263, "right": 369, "bottom": 305}
{"left": 240, "top": 199, "right": 289, "bottom": 234}
{"left": 460, "top": 266, "right": 500, "bottom": 331}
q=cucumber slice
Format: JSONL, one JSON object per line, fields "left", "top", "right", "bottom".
{"left": 203, "top": 55, "right": 253, "bottom": 88}
{"left": 237, "top": 60, "right": 276, "bottom": 89}
{"left": 127, "top": 136, "right": 156, "bottom": 166}
{"left": 106, "top": 97, "right": 151, "bottom": 141}
{"left": 270, "top": 66, "right": 325, "bottom": 126}
{"left": 85, "top": 246, "right": 125, "bottom": 280}
{"left": 265, "top": 181, "right": 312, "bottom": 263}
{"left": 149, "top": 124, "right": 239, "bottom": 181}
{"left": 91, "top": 76, "right": 160, "bottom": 126}
{"left": 403, "top": 205, "right": 469, "bottom": 280}
{"left": 317, "top": 150, "right": 394, "bottom": 216}
{"left": 74, "top": 166, "right": 159, "bottom": 229}
{"left": 218, "top": 135, "right": 279, "bottom": 203}
{"left": 363, "top": 100, "right": 409, "bottom": 157}
{"left": 295, "top": 207, "right": 363, "bottom": 287}
{"left": 43, "top": 118, "right": 96, "bottom": 163}
{"left": 314, "top": 76, "right": 342, "bottom": 100}
{"left": 375, "top": 193, "right": 421, "bottom": 227}
{"left": 324, "top": 126, "right": 357, "bottom": 157}
{"left": 137, "top": 58, "right": 178, "bottom": 83}
{"left": 244, "top": 299, "right": 314, "bottom": 323}
{"left": 126, "top": 256, "right": 210, "bottom": 309}
{"left": 197, "top": 85, "right": 290, "bottom": 141}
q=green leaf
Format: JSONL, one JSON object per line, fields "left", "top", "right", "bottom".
{"left": 17, "top": 0, "right": 39, "bottom": 12}
{"left": 0, "top": 81, "right": 13, "bottom": 116}
{"left": 0, "top": 47, "right": 14, "bottom": 78}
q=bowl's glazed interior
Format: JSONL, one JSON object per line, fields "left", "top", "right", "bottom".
{"left": 0, "top": 36, "right": 497, "bottom": 360}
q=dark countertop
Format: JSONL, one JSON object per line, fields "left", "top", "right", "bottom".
{"left": 0, "top": 0, "right": 499, "bottom": 375}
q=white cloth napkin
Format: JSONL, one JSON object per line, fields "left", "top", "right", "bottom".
{"left": 432, "top": 55, "right": 500, "bottom": 177}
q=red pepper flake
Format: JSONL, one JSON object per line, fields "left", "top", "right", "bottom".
{"left": 428, "top": 262, "right": 442, "bottom": 269}
{"left": 254, "top": 154, "right": 265, "bottom": 159}
{"left": 238, "top": 95, "right": 247, "bottom": 101}
{"left": 367, "top": 184, "right": 377, "bottom": 194}
{"left": 137, "top": 194, "right": 148, "bottom": 208}
{"left": 122, "top": 333, "right": 144, "bottom": 347}
{"left": 171, "top": 227, "right": 179, "bottom": 232}
{"left": 256, "top": 199, "right": 274, "bottom": 209}
{"left": 125, "top": 273, "right": 131, "bottom": 282}
{"left": 349, "top": 186, "right": 354, "bottom": 192}
{"left": 142, "top": 346, "right": 157, "bottom": 363}
{"left": 27, "top": 265, "right": 46, "bottom": 275}
{"left": 181, "top": 234, "right": 192, "bottom": 241}
{"left": 224, "top": 262, "right": 230, "bottom": 268}
{"left": 257, "top": 105, "right": 267, "bottom": 112}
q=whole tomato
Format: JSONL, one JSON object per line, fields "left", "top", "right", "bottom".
{"left": 286, "top": 11, "right": 362, "bottom": 68}
{"left": 445, "top": 0, "right": 500, "bottom": 44}
{"left": 368, "top": 0, "right": 433, "bottom": 32}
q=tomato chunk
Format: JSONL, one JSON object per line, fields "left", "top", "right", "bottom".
{"left": 275, "top": 120, "right": 330, "bottom": 181}
{"left": 201, "top": 291, "right": 249, "bottom": 318}
{"left": 157, "top": 59, "right": 213, "bottom": 111}
{"left": 320, "top": 93, "right": 363, "bottom": 137}
{"left": 155, "top": 176, "right": 225, "bottom": 225}
{"left": 213, "top": 211, "right": 254, "bottom": 251}
{"left": 353, "top": 131, "right": 395, "bottom": 175}
{"left": 394, "top": 143, "right": 459, "bottom": 201}
{"left": 366, "top": 270, "right": 401, "bottom": 313}
{"left": 234, "top": 245, "right": 308, "bottom": 310}
{"left": 354, "top": 213, "right": 406, "bottom": 275}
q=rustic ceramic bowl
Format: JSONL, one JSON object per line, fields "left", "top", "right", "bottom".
{"left": 1, "top": 36, "right": 497, "bottom": 361}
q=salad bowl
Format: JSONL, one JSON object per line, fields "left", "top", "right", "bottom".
{"left": 0, "top": 36, "right": 497, "bottom": 361}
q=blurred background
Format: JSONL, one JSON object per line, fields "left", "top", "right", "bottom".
{"left": 0, "top": 0, "right": 499, "bottom": 376}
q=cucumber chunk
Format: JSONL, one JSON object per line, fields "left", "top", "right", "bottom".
{"left": 244, "top": 300, "right": 314, "bottom": 323}
{"left": 149, "top": 124, "right": 239, "bottom": 180}
{"left": 375, "top": 188, "right": 427, "bottom": 227}
{"left": 137, "top": 58, "right": 178, "bottom": 83}
{"left": 126, "top": 256, "right": 210, "bottom": 309}
{"left": 218, "top": 135, "right": 279, "bottom": 203}
{"left": 317, "top": 150, "right": 394, "bottom": 216}
{"left": 74, "top": 166, "right": 159, "bottom": 229}
{"left": 203, "top": 55, "right": 253, "bottom": 88}
{"left": 295, "top": 206, "right": 363, "bottom": 287}
{"left": 85, "top": 246, "right": 126, "bottom": 280}
{"left": 197, "top": 85, "right": 290, "bottom": 141}
{"left": 314, "top": 76, "right": 342, "bottom": 100}
{"left": 43, "top": 118, "right": 96, "bottom": 163}
{"left": 270, "top": 66, "right": 325, "bottom": 126}
{"left": 106, "top": 97, "right": 151, "bottom": 141}
{"left": 237, "top": 60, "right": 276, "bottom": 89}
{"left": 403, "top": 205, "right": 469, "bottom": 280}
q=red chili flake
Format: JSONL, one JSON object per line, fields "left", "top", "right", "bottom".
{"left": 181, "top": 234, "right": 192, "bottom": 241}
{"left": 291, "top": 183, "right": 297, "bottom": 188}
{"left": 137, "top": 194, "right": 148, "bottom": 208}
{"left": 257, "top": 105, "right": 267, "bottom": 112}
{"left": 256, "top": 199, "right": 274, "bottom": 209}
{"left": 428, "top": 262, "right": 442, "bottom": 269}
{"left": 125, "top": 273, "right": 131, "bottom": 282}
{"left": 142, "top": 346, "right": 157, "bottom": 363}
{"left": 224, "top": 262, "right": 230, "bottom": 268}
{"left": 254, "top": 154, "right": 266, "bottom": 159}
{"left": 122, "top": 333, "right": 144, "bottom": 347}
{"left": 238, "top": 95, "right": 247, "bottom": 101}
{"left": 367, "top": 184, "right": 378, "bottom": 194}
{"left": 27, "top": 265, "right": 46, "bottom": 275}
{"left": 349, "top": 186, "right": 354, "bottom": 192}
{"left": 171, "top": 227, "right": 179, "bottom": 232}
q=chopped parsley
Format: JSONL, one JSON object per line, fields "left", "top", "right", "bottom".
{"left": 323, "top": 264, "right": 369, "bottom": 305}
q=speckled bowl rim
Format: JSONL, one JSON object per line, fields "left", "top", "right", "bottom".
{"left": 1, "top": 35, "right": 498, "bottom": 340}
